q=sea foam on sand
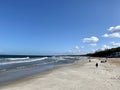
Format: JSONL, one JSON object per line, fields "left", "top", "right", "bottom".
{"left": 0, "top": 58, "right": 120, "bottom": 90}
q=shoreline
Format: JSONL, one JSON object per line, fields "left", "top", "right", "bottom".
{"left": 0, "top": 59, "right": 87, "bottom": 88}
{"left": 0, "top": 58, "right": 120, "bottom": 90}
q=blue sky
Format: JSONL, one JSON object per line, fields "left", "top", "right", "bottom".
{"left": 0, "top": 0, "right": 120, "bottom": 55}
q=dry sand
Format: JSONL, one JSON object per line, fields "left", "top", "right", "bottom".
{"left": 0, "top": 58, "right": 120, "bottom": 90}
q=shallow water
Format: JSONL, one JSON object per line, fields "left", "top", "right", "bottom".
{"left": 0, "top": 56, "right": 87, "bottom": 84}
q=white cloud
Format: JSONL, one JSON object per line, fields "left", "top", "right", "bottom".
{"left": 74, "top": 46, "right": 81, "bottom": 52}
{"left": 81, "top": 46, "right": 84, "bottom": 48}
{"left": 83, "top": 36, "right": 99, "bottom": 43}
{"left": 75, "top": 46, "right": 79, "bottom": 49}
{"left": 101, "top": 45, "right": 111, "bottom": 50}
{"left": 102, "top": 25, "right": 120, "bottom": 38}
{"left": 68, "top": 49, "right": 81, "bottom": 55}
{"left": 75, "top": 46, "right": 84, "bottom": 49}
{"left": 67, "top": 46, "right": 82, "bottom": 54}
{"left": 89, "top": 43, "right": 97, "bottom": 46}
{"left": 108, "top": 25, "right": 120, "bottom": 33}
{"left": 92, "top": 49, "right": 97, "bottom": 53}
{"left": 102, "top": 33, "right": 120, "bottom": 38}
{"left": 111, "top": 42, "right": 120, "bottom": 47}
{"left": 68, "top": 50, "right": 72, "bottom": 53}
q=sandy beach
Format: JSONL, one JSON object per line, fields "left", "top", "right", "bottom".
{"left": 0, "top": 58, "right": 120, "bottom": 90}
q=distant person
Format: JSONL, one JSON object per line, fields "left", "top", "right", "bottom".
{"left": 89, "top": 59, "right": 91, "bottom": 62}
{"left": 105, "top": 57, "right": 108, "bottom": 62}
{"left": 105, "top": 60, "right": 107, "bottom": 62}
{"left": 96, "top": 63, "right": 98, "bottom": 68}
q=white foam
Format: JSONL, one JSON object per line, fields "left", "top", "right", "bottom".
{"left": 5, "top": 57, "right": 30, "bottom": 61}
{"left": 0, "top": 57, "right": 48, "bottom": 65}
{"left": 51, "top": 56, "right": 67, "bottom": 61}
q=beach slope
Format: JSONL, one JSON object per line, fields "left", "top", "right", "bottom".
{"left": 0, "top": 58, "right": 120, "bottom": 90}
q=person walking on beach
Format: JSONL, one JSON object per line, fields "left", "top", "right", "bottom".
{"left": 105, "top": 57, "right": 108, "bottom": 62}
{"left": 96, "top": 63, "right": 98, "bottom": 68}
{"left": 88, "top": 57, "right": 91, "bottom": 62}
{"left": 89, "top": 59, "right": 91, "bottom": 62}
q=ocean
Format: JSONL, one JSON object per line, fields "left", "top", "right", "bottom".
{"left": 0, "top": 56, "right": 87, "bottom": 84}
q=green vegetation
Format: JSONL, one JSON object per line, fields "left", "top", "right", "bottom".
{"left": 86, "top": 47, "right": 120, "bottom": 57}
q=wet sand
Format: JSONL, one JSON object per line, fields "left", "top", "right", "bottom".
{"left": 0, "top": 58, "right": 120, "bottom": 90}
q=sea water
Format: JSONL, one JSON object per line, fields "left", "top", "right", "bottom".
{"left": 0, "top": 56, "right": 87, "bottom": 84}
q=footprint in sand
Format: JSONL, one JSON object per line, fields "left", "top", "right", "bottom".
{"left": 111, "top": 75, "right": 120, "bottom": 80}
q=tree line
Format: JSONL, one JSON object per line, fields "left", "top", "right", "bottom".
{"left": 86, "top": 47, "right": 120, "bottom": 57}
